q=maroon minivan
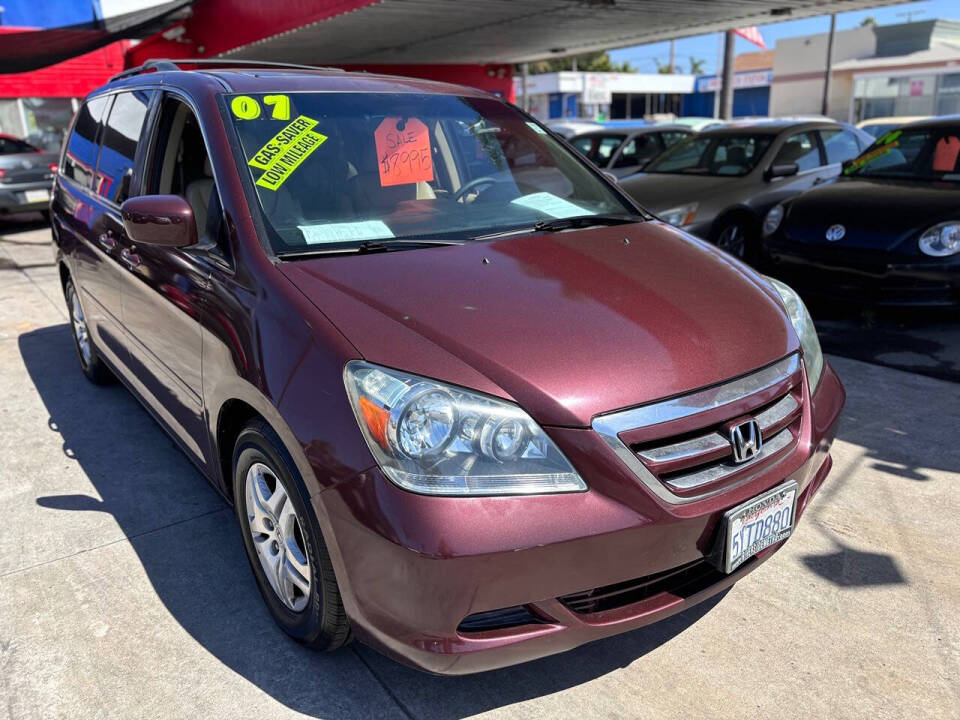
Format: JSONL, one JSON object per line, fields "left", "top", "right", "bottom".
{"left": 50, "top": 60, "right": 844, "bottom": 674}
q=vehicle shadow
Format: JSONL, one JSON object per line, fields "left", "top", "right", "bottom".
{"left": 20, "top": 324, "right": 724, "bottom": 719}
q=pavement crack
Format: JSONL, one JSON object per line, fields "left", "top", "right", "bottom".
{"left": 351, "top": 645, "right": 418, "bottom": 720}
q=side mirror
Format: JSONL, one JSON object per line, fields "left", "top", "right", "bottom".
{"left": 765, "top": 162, "right": 799, "bottom": 181}
{"left": 120, "top": 195, "right": 197, "bottom": 248}
{"left": 602, "top": 170, "right": 619, "bottom": 184}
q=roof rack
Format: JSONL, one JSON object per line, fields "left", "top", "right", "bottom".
{"left": 109, "top": 58, "right": 343, "bottom": 83}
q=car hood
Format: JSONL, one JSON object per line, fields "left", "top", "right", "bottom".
{"left": 618, "top": 173, "right": 740, "bottom": 214}
{"left": 280, "top": 222, "right": 797, "bottom": 427}
{"left": 781, "top": 177, "right": 960, "bottom": 254}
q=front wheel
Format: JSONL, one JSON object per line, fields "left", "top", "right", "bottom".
{"left": 714, "top": 220, "right": 750, "bottom": 260}
{"left": 233, "top": 420, "right": 351, "bottom": 650}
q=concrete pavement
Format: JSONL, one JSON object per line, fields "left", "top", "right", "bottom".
{"left": 1, "top": 218, "right": 958, "bottom": 719}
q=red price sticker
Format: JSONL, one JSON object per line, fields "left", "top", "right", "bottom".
{"left": 374, "top": 117, "right": 434, "bottom": 187}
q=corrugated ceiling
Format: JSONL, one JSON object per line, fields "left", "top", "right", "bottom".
{"left": 221, "top": 0, "right": 916, "bottom": 64}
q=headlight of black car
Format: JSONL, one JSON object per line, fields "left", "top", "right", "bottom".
{"left": 918, "top": 221, "right": 960, "bottom": 257}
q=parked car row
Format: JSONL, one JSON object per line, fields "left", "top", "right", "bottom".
{"left": 580, "top": 114, "right": 959, "bottom": 308}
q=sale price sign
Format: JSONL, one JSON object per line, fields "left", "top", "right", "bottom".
{"left": 374, "top": 117, "right": 434, "bottom": 187}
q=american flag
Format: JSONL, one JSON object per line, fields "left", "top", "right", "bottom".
{"left": 734, "top": 26, "right": 767, "bottom": 49}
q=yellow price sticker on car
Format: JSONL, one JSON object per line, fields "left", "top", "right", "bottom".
{"left": 248, "top": 115, "right": 327, "bottom": 191}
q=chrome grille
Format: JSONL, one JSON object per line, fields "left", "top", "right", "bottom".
{"left": 592, "top": 355, "right": 803, "bottom": 505}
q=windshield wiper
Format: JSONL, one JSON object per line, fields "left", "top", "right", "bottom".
{"left": 277, "top": 238, "right": 463, "bottom": 260}
{"left": 473, "top": 214, "right": 641, "bottom": 240}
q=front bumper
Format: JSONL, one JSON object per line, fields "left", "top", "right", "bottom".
{"left": 315, "top": 361, "right": 845, "bottom": 674}
{"left": 765, "top": 244, "right": 960, "bottom": 307}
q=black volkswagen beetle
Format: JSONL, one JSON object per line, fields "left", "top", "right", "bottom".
{"left": 762, "top": 116, "right": 960, "bottom": 307}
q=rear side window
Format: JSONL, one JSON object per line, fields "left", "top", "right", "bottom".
{"left": 97, "top": 90, "right": 153, "bottom": 204}
{"left": 62, "top": 96, "right": 109, "bottom": 188}
{"left": 659, "top": 131, "right": 688, "bottom": 147}
{"left": 820, "top": 128, "right": 862, "bottom": 165}
{"left": 614, "top": 133, "right": 660, "bottom": 168}
{"left": 774, "top": 132, "right": 821, "bottom": 172}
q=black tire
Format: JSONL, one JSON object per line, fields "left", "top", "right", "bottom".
{"left": 232, "top": 419, "right": 351, "bottom": 650}
{"left": 712, "top": 216, "right": 758, "bottom": 264}
{"left": 64, "top": 278, "right": 113, "bottom": 385}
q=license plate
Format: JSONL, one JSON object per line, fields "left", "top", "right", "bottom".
{"left": 24, "top": 189, "right": 49, "bottom": 203}
{"left": 720, "top": 481, "right": 798, "bottom": 573}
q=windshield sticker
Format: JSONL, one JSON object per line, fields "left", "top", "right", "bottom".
{"left": 374, "top": 117, "right": 434, "bottom": 187}
{"left": 510, "top": 192, "right": 595, "bottom": 218}
{"left": 525, "top": 121, "right": 547, "bottom": 135}
{"left": 231, "top": 94, "right": 293, "bottom": 120}
{"left": 299, "top": 220, "right": 394, "bottom": 245}
{"left": 843, "top": 142, "right": 898, "bottom": 175}
{"left": 933, "top": 136, "right": 960, "bottom": 172}
{"left": 249, "top": 115, "right": 328, "bottom": 191}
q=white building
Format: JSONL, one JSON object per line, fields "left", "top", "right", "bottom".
{"left": 514, "top": 71, "right": 695, "bottom": 121}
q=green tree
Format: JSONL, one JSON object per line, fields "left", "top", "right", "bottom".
{"left": 529, "top": 51, "right": 634, "bottom": 74}
{"left": 860, "top": 16, "right": 877, "bottom": 27}
{"left": 688, "top": 57, "right": 706, "bottom": 75}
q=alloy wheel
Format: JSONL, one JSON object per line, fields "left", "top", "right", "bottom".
{"left": 244, "top": 462, "right": 312, "bottom": 612}
{"left": 68, "top": 286, "right": 92, "bottom": 367}
{"left": 717, "top": 223, "right": 746, "bottom": 258}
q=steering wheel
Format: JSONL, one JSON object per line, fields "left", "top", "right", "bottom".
{"left": 453, "top": 176, "right": 500, "bottom": 203}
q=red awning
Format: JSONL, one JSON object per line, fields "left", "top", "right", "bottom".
{"left": 0, "top": 1, "right": 193, "bottom": 73}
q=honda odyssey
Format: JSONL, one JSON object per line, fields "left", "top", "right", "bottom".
{"left": 50, "top": 60, "right": 844, "bottom": 675}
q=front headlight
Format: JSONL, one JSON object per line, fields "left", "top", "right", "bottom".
{"left": 344, "top": 362, "right": 587, "bottom": 496}
{"left": 763, "top": 203, "right": 785, "bottom": 237}
{"left": 659, "top": 202, "right": 698, "bottom": 228}
{"left": 766, "top": 277, "right": 824, "bottom": 392}
{"left": 918, "top": 221, "right": 960, "bottom": 257}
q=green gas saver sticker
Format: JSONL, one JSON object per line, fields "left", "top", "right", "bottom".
{"left": 248, "top": 115, "right": 327, "bottom": 191}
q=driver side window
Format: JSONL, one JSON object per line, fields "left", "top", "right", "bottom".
{"left": 774, "top": 132, "right": 821, "bottom": 172}
{"left": 146, "top": 95, "right": 230, "bottom": 262}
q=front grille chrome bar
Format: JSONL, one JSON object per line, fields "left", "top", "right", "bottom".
{"left": 592, "top": 354, "right": 802, "bottom": 505}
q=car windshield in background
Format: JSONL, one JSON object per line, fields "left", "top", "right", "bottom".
{"left": 224, "top": 92, "right": 636, "bottom": 254}
{"left": 571, "top": 134, "right": 626, "bottom": 163}
{"left": 844, "top": 127, "right": 960, "bottom": 181}
{"left": 644, "top": 133, "right": 773, "bottom": 177}
{"left": 0, "top": 137, "right": 38, "bottom": 154}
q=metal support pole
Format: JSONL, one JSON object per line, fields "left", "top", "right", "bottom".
{"left": 718, "top": 30, "right": 735, "bottom": 121}
{"left": 669, "top": 39, "right": 675, "bottom": 74}
{"left": 521, "top": 62, "right": 529, "bottom": 112}
{"left": 822, "top": 14, "right": 836, "bottom": 117}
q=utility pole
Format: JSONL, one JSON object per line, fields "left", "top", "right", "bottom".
{"left": 821, "top": 13, "right": 836, "bottom": 117}
{"left": 718, "top": 30, "right": 735, "bottom": 120}
{"left": 668, "top": 38, "right": 675, "bottom": 73}
{"left": 522, "top": 62, "right": 530, "bottom": 112}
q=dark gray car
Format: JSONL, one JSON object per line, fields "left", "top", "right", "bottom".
{"left": 0, "top": 134, "right": 58, "bottom": 217}
{"left": 570, "top": 124, "right": 693, "bottom": 178}
{"left": 619, "top": 120, "right": 873, "bottom": 259}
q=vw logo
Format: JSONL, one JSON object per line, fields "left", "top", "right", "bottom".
{"left": 825, "top": 224, "right": 846, "bottom": 242}
{"left": 729, "top": 420, "right": 763, "bottom": 464}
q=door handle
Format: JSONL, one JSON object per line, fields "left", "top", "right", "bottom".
{"left": 98, "top": 233, "right": 116, "bottom": 251}
{"left": 120, "top": 247, "right": 141, "bottom": 268}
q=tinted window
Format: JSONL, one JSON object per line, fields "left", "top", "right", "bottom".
{"left": 614, "top": 133, "right": 660, "bottom": 168}
{"left": 570, "top": 134, "right": 626, "bottom": 164}
{"left": 820, "top": 128, "right": 862, "bottom": 164}
{"left": 97, "top": 90, "right": 152, "bottom": 204}
{"left": 774, "top": 132, "right": 821, "bottom": 171}
{"left": 0, "top": 137, "right": 37, "bottom": 154}
{"left": 62, "top": 96, "right": 109, "bottom": 188}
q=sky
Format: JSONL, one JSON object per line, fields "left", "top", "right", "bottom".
{"left": 608, "top": 0, "right": 959, "bottom": 76}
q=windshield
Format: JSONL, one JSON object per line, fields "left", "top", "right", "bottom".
{"left": 843, "top": 127, "right": 960, "bottom": 181}
{"left": 644, "top": 133, "right": 773, "bottom": 177}
{"left": 224, "top": 92, "right": 637, "bottom": 253}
